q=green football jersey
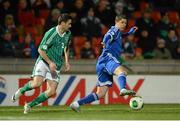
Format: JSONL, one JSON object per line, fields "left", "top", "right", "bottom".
{"left": 38, "top": 26, "right": 71, "bottom": 70}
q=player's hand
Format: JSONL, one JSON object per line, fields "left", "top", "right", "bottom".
{"left": 128, "top": 26, "right": 138, "bottom": 35}
{"left": 49, "top": 62, "right": 57, "bottom": 72}
{"left": 65, "top": 62, "right": 70, "bottom": 72}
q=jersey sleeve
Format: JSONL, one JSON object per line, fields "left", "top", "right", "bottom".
{"left": 122, "top": 32, "right": 129, "bottom": 37}
{"left": 65, "top": 31, "right": 72, "bottom": 48}
{"left": 39, "top": 28, "right": 55, "bottom": 52}
{"left": 103, "top": 33, "right": 112, "bottom": 44}
{"left": 103, "top": 29, "right": 118, "bottom": 44}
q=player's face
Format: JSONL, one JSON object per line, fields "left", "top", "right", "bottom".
{"left": 65, "top": 19, "right": 72, "bottom": 30}
{"left": 62, "top": 19, "right": 72, "bottom": 31}
{"left": 116, "top": 19, "right": 127, "bottom": 31}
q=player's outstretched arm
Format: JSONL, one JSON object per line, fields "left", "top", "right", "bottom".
{"left": 122, "top": 26, "right": 138, "bottom": 37}
{"left": 128, "top": 26, "right": 138, "bottom": 34}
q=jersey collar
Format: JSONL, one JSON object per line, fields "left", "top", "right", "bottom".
{"left": 113, "top": 26, "right": 120, "bottom": 31}
{"left": 56, "top": 26, "right": 66, "bottom": 37}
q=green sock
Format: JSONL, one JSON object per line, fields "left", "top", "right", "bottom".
{"left": 28, "top": 92, "right": 48, "bottom": 107}
{"left": 20, "top": 81, "right": 32, "bottom": 94}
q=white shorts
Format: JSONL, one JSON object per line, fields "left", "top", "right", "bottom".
{"left": 32, "top": 59, "right": 61, "bottom": 83}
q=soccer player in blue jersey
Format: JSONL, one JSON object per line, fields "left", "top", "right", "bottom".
{"left": 70, "top": 15, "right": 138, "bottom": 112}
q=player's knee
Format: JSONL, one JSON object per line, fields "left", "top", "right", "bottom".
{"left": 96, "top": 90, "right": 106, "bottom": 99}
{"left": 31, "top": 81, "right": 42, "bottom": 88}
{"left": 117, "top": 70, "right": 127, "bottom": 77}
{"left": 31, "top": 76, "right": 43, "bottom": 88}
{"left": 119, "top": 72, "right": 127, "bottom": 77}
{"left": 123, "top": 71, "right": 127, "bottom": 76}
{"left": 114, "top": 66, "right": 128, "bottom": 76}
{"left": 46, "top": 88, "right": 56, "bottom": 97}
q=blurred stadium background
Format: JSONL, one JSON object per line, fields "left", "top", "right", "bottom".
{"left": 0, "top": 0, "right": 180, "bottom": 120}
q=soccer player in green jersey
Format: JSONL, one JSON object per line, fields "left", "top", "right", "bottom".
{"left": 12, "top": 13, "right": 72, "bottom": 114}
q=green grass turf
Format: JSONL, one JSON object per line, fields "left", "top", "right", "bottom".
{"left": 0, "top": 104, "right": 180, "bottom": 120}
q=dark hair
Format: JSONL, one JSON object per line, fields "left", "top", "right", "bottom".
{"left": 115, "top": 14, "right": 127, "bottom": 21}
{"left": 58, "top": 13, "right": 72, "bottom": 24}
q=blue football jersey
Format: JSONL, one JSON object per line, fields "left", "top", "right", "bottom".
{"left": 101, "top": 26, "right": 123, "bottom": 59}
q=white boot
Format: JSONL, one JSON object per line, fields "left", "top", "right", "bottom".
{"left": 24, "top": 103, "right": 31, "bottom": 114}
{"left": 70, "top": 101, "right": 80, "bottom": 112}
{"left": 12, "top": 89, "right": 22, "bottom": 102}
{"left": 120, "top": 89, "right": 136, "bottom": 96}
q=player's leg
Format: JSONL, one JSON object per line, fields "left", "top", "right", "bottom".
{"left": 78, "top": 85, "right": 108, "bottom": 105}
{"left": 105, "top": 57, "right": 135, "bottom": 96}
{"left": 27, "top": 80, "right": 58, "bottom": 107}
{"left": 70, "top": 86, "right": 108, "bottom": 112}
{"left": 21, "top": 76, "right": 44, "bottom": 93}
{"left": 24, "top": 70, "right": 60, "bottom": 114}
{"left": 70, "top": 70, "right": 111, "bottom": 112}
{"left": 24, "top": 79, "right": 58, "bottom": 114}
{"left": 113, "top": 66, "right": 136, "bottom": 96}
{"left": 12, "top": 60, "right": 47, "bottom": 102}
{"left": 12, "top": 76, "right": 44, "bottom": 102}
{"left": 114, "top": 66, "right": 127, "bottom": 90}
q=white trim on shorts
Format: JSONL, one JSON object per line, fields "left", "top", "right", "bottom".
{"left": 97, "top": 80, "right": 112, "bottom": 87}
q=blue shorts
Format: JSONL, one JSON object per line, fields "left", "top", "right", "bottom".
{"left": 96, "top": 53, "right": 121, "bottom": 87}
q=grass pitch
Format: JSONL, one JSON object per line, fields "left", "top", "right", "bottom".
{"left": 0, "top": 104, "right": 180, "bottom": 120}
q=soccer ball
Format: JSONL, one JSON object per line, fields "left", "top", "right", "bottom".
{"left": 129, "top": 96, "right": 144, "bottom": 110}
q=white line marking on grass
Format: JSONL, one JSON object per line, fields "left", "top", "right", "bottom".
{"left": 1, "top": 107, "right": 180, "bottom": 112}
